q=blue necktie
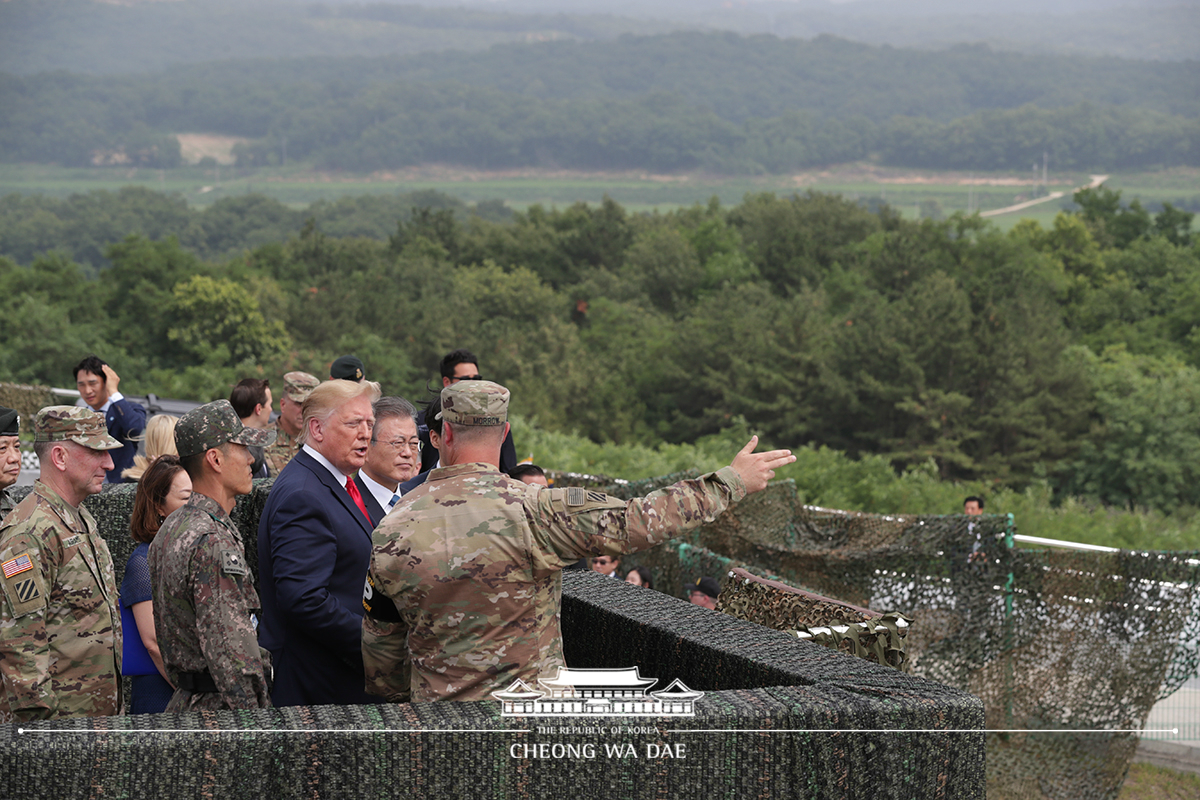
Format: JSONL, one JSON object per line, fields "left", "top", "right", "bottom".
{"left": 388, "top": 493, "right": 400, "bottom": 510}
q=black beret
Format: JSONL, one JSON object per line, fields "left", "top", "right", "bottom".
{"left": 330, "top": 354, "right": 365, "bottom": 382}
{"left": 0, "top": 406, "right": 19, "bottom": 437}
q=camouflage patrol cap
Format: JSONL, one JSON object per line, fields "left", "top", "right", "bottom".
{"left": 0, "top": 406, "right": 18, "bottom": 437}
{"left": 176, "top": 399, "right": 276, "bottom": 458}
{"left": 438, "top": 380, "right": 509, "bottom": 426}
{"left": 282, "top": 371, "right": 320, "bottom": 403}
{"left": 33, "top": 406, "right": 122, "bottom": 450}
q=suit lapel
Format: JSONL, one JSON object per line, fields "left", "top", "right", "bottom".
{"left": 296, "top": 451, "right": 373, "bottom": 537}
{"left": 354, "top": 475, "right": 386, "bottom": 528}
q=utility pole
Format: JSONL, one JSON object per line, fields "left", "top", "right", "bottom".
{"left": 1043, "top": 151, "right": 1048, "bottom": 189}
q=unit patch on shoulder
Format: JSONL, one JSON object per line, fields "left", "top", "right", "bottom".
{"left": 14, "top": 577, "right": 38, "bottom": 603}
{"left": 2, "top": 559, "right": 46, "bottom": 617}
{"left": 221, "top": 550, "right": 247, "bottom": 577}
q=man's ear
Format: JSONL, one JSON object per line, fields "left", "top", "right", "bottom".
{"left": 204, "top": 447, "right": 223, "bottom": 475}
{"left": 49, "top": 443, "right": 70, "bottom": 473}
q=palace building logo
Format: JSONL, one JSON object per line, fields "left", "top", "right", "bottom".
{"left": 491, "top": 667, "right": 703, "bottom": 717}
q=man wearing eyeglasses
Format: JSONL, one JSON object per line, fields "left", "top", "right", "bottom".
{"left": 357, "top": 397, "right": 421, "bottom": 522}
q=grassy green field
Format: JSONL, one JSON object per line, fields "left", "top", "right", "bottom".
{"left": 1, "top": 163, "right": 1194, "bottom": 230}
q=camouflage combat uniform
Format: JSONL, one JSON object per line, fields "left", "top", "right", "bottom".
{"left": 149, "top": 492, "right": 271, "bottom": 710}
{"left": 263, "top": 419, "right": 299, "bottom": 475}
{"left": 362, "top": 462, "right": 746, "bottom": 702}
{"left": 0, "top": 488, "right": 15, "bottom": 521}
{"left": 0, "top": 480, "right": 122, "bottom": 721}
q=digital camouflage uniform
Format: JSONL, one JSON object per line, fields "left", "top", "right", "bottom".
{"left": 0, "top": 406, "right": 125, "bottom": 722}
{"left": 149, "top": 492, "right": 271, "bottom": 710}
{"left": 148, "top": 399, "right": 274, "bottom": 711}
{"left": 362, "top": 383, "right": 746, "bottom": 702}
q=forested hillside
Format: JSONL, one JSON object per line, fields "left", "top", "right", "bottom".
{"left": 2, "top": 186, "right": 1197, "bottom": 518}
{"left": 4, "top": 0, "right": 1195, "bottom": 75}
{"left": 4, "top": 33, "right": 1198, "bottom": 173}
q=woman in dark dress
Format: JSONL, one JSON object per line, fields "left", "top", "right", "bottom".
{"left": 121, "top": 455, "right": 192, "bottom": 713}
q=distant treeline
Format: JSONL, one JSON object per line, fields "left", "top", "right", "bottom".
{"left": 3, "top": 32, "right": 1199, "bottom": 173}
{"left": 3, "top": 0, "right": 1197, "bottom": 77}
{"left": 2, "top": 184, "right": 1198, "bottom": 518}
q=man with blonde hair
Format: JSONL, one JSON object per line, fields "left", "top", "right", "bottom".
{"left": 257, "top": 378, "right": 385, "bottom": 707}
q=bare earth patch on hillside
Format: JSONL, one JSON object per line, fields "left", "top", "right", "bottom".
{"left": 176, "top": 134, "right": 249, "bottom": 166}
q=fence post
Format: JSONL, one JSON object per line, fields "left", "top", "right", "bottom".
{"left": 1004, "top": 512, "right": 1015, "bottom": 731}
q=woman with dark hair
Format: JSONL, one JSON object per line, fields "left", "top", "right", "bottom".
{"left": 625, "top": 566, "right": 654, "bottom": 591}
{"left": 120, "top": 455, "right": 192, "bottom": 713}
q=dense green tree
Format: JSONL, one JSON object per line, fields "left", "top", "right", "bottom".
{"left": 1061, "top": 348, "right": 1200, "bottom": 512}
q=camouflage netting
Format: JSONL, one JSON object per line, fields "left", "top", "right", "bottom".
{"left": 718, "top": 568, "right": 912, "bottom": 670}
{"left": 0, "top": 479, "right": 986, "bottom": 799}
{"left": 0, "top": 382, "right": 56, "bottom": 427}
{"left": 608, "top": 476, "right": 1200, "bottom": 800}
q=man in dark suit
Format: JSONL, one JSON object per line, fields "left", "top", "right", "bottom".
{"left": 399, "top": 395, "right": 442, "bottom": 496}
{"left": 73, "top": 355, "right": 146, "bottom": 483}
{"left": 257, "top": 378, "right": 384, "bottom": 706}
{"left": 356, "top": 396, "right": 420, "bottom": 520}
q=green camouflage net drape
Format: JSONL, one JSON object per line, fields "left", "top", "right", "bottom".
{"left": 580, "top": 472, "right": 1200, "bottom": 800}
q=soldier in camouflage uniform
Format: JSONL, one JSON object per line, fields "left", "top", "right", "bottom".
{"left": 148, "top": 400, "right": 275, "bottom": 711}
{"left": 362, "top": 381, "right": 795, "bottom": 702}
{"left": 263, "top": 371, "right": 319, "bottom": 475}
{"left": 0, "top": 406, "right": 124, "bottom": 722}
{"left": 0, "top": 407, "right": 22, "bottom": 520}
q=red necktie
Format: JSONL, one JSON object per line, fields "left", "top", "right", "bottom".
{"left": 345, "top": 477, "right": 370, "bottom": 522}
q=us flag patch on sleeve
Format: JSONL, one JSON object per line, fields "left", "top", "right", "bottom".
{"left": 2, "top": 553, "right": 33, "bottom": 578}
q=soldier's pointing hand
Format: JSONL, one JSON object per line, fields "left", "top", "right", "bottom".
{"left": 730, "top": 435, "right": 796, "bottom": 494}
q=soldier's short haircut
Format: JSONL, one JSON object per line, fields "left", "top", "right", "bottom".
{"left": 445, "top": 419, "right": 505, "bottom": 447}
{"left": 372, "top": 396, "right": 418, "bottom": 430}
{"left": 964, "top": 495, "right": 984, "bottom": 509}
{"left": 179, "top": 449, "right": 207, "bottom": 481}
{"left": 229, "top": 378, "right": 270, "bottom": 419}
{"left": 72, "top": 354, "right": 107, "bottom": 382}
{"left": 424, "top": 395, "right": 443, "bottom": 436}
{"left": 179, "top": 441, "right": 235, "bottom": 481}
{"left": 300, "top": 379, "right": 383, "bottom": 445}
{"left": 130, "top": 455, "right": 185, "bottom": 544}
{"left": 32, "top": 439, "right": 54, "bottom": 462}
{"left": 439, "top": 348, "right": 479, "bottom": 379}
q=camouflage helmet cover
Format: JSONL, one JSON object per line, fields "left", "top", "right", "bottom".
{"left": 176, "top": 399, "right": 275, "bottom": 458}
